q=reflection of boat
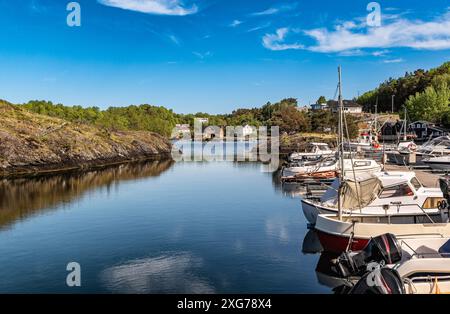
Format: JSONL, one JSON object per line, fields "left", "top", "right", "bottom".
{"left": 281, "top": 157, "right": 381, "bottom": 179}
{"left": 289, "top": 143, "right": 334, "bottom": 162}
{"left": 280, "top": 182, "right": 306, "bottom": 198}
{"left": 301, "top": 171, "right": 444, "bottom": 224}
{"left": 315, "top": 252, "right": 354, "bottom": 293}
{"left": 301, "top": 229, "right": 323, "bottom": 254}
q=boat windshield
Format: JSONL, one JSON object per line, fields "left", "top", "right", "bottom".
{"left": 379, "top": 184, "right": 414, "bottom": 198}
{"left": 422, "top": 137, "right": 450, "bottom": 150}
{"left": 410, "top": 177, "right": 422, "bottom": 190}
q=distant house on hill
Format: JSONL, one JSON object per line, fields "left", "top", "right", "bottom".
{"left": 327, "top": 100, "right": 363, "bottom": 114}
{"left": 297, "top": 106, "right": 309, "bottom": 112}
{"left": 195, "top": 117, "right": 209, "bottom": 124}
{"left": 310, "top": 102, "right": 328, "bottom": 111}
{"left": 380, "top": 120, "right": 416, "bottom": 141}
{"left": 409, "top": 121, "right": 449, "bottom": 141}
{"left": 203, "top": 125, "right": 224, "bottom": 140}
{"left": 172, "top": 124, "right": 191, "bottom": 139}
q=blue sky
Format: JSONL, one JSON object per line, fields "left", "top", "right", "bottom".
{"left": 0, "top": 0, "right": 449, "bottom": 114}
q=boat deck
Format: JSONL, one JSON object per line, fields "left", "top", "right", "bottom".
{"left": 384, "top": 164, "right": 440, "bottom": 188}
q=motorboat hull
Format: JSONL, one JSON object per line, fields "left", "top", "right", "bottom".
{"left": 315, "top": 214, "right": 450, "bottom": 253}
{"left": 316, "top": 229, "right": 369, "bottom": 253}
{"left": 301, "top": 199, "right": 336, "bottom": 224}
{"left": 423, "top": 160, "right": 450, "bottom": 171}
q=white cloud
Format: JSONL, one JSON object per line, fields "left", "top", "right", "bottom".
{"left": 383, "top": 58, "right": 404, "bottom": 63}
{"left": 168, "top": 34, "right": 181, "bottom": 45}
{"left": 338, "top": 49, "right": 365, "bottom": 56}
{"left": 262, "top": 28, "right": 303, "bottom": 51}
{"left": 229, "top": 20, "right": 243, "bottom": 27}
{"left": 100, "top": 252, "right": 215, "bottom": 293}
{"left": 247, "top": 22, "right": 271, "bottom": 33}
{"left": 98, "top": 0, "right": 198, "bottom": 16}
{"left": 252, "top": 7, "right": 279, "bottom": 16}
{"left": 193, "top": 51, "right": 212, "bottom": 59}
{"left": 302, "top": 11, "right": 450, "bottom": 52}
{"left": 372, "top": 49, "right": 390, "bottom": 56}
{"left": 251, "top": 3, "right": 298, "bottom": 16}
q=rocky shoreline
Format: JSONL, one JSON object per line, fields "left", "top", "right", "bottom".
{"left": 0, "top": 101, "right": 173, "bottom": 178}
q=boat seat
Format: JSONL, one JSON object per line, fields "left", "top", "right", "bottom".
{"left": 414, "top": 245, "right": 442, "bottom": 258}
{"left": 439, "top": 240, "right": 450, "bottom": 258}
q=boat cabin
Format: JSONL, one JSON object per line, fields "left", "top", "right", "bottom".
{"left": 371, "top": 172, "right": 443, "bottom": 210}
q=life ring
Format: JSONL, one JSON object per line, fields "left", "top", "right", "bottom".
{"left": 408, "top": 143, "right": 417, "bottom": 152}
{"left": 371, "top": 141, "right": 380, "bottom": 149}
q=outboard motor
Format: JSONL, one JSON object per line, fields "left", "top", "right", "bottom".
{"left": 334, "top": 233, "right": 402, "bottom": 277}
{"left": 349, "top": 268, "right": 405, "bottom": 294}
{"left": 438, "top": 176, "right": 450, "bottom": 222}
{"left": 439, "top": 176, "right": 450, "bottom": 201}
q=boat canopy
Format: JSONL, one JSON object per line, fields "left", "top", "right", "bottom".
{"left": 339, "top": 176, "right": 382, "bottom": 210}
{"left": 320, "top": 174, "right": 382, "bottom": 210}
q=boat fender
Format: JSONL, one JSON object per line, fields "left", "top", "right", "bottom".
{"left": 408, "top": 143, "right": 417, "bottom": 152}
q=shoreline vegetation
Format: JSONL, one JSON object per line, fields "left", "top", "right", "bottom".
{"left": 0, "top": 101, "right": 172, "bottom": 178}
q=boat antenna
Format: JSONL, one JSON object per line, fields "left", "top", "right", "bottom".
{"left": 403, "top": 106, "right": 407, "bottom": 142}
{"left": 338, "top": 66, "right": 344, "bottom": 220}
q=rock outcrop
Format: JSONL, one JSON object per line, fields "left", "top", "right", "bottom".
{"left": 0, "top": 101, "right": 172, "bottom": 177}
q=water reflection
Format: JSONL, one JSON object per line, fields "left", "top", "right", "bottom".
{"left": 315, "top": 252, "right": 354, "bottom": 294}
{"left": 0, "top": 160, "right": 173, "bottom": 229}
{"left": 302, "top": 229, "right": 323, "bottom": 254}
{"left": 100, "top": 252, "right": 215, "bottom": 294}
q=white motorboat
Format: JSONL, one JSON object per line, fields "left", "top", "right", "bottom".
{"left": 314, "top": 210, "right": 450, "bottom": 253}
{"left": 281, "top": 157, "right": 381, "bottom": 179}
{"left": 344, "top": 132, "right": 380, "bottom": 152}
{"left": 393, "top": 236, "right": 450, "bottom": 294}
{"left": 288, "top": 142, "right": 335, "bottom": 162}
{"left": 301, "top": 171, "right": 444, "bottom": 224}
{"left": 389, "top": 136, "right": 450, "bottom": 166}
{"left": 385, "top": 141, "right": 418, "bottom": 165}
{"left": 423, "top": 155, "right": 450, "bottom": 171}
{"left": 327, "top": 234, "right": 450, "bottom": 294}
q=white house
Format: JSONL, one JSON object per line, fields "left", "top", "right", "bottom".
{"left": 195, "top": 117, "right": 209, "bottom": 124}
{"left": 242, "top": 124, "right": 256, "bottom": 137}
{"left": 172, "top": 124, "right": 191, "bottom": 139}
{"left": 328, "top": 100, "right": 363, "bottom": 114}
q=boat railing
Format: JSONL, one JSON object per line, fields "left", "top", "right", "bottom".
{"left": 357, "top": 203, "right": 438, "bottom": 224}
{"left": 399, "top": 239, "right": 450, "bottom": 259}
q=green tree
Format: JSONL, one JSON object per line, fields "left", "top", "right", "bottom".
{"left": 405, "top": 80, "right": 450, "bottom": 124}
{"left": 317, "top": 96, "right": 327, "bottom": 104}
{"left": 269, "top": 106, "right": 309, "bottom": 134}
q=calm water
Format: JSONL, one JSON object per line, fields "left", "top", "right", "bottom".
{"left": 0, "top": 160, "right": 332, "bottom": 293}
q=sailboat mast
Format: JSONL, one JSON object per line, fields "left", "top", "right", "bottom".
{"left": 338, "top": 66, "right": 344, "bottom": 220}
{"left": 403, "top": 106, "right": 407, "bottom": 141}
